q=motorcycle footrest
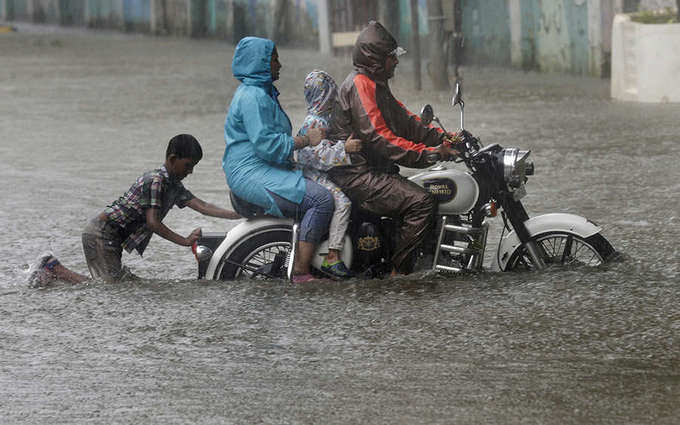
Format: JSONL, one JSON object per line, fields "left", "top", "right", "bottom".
{"left": 439, "top": 244, "right": 476, "bottom": 255}
{"left": 435, "top": 264, "right": 462, "bottom": 273}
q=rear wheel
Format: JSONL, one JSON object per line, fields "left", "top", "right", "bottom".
{"left": 505, "top": 232, "right": 616, "bottom": 271}
{"left": 215, "top": 228, "right": 292, "bottom": 280}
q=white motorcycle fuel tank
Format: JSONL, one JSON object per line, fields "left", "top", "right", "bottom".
{"left": 409, "top": 167, "right": 479, "bottom": 214}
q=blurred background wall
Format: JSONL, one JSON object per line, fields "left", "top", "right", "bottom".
{"left": 1, "top": 0, "right": 677, "bottom": 77}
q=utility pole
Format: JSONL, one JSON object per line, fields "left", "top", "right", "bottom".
{"left": 378, "top": 0, "right": 399, "bottom": 40}
{"left": 269, "top": 0, "right": 288, "bottom": 44}
{"left": 150, "top": 0, "right": 168, "bottom": 34}
{"left": 410, "top": 0, "right": 421, "bottom": 90}
{"left": 427, "top": 0, "right": 450, "bottom": 90}
{"left": 453, "top": 0, "right": 463, "bottom": 80}
{"left": 318, "top": 0, "right": 332, "bottom": 54}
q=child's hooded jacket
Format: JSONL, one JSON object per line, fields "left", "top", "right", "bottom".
{"left": 297, "top": 70, "right": 350, "bottom": 173}
{"left": 222, "top": 36, "right": 304, "bottom": 216}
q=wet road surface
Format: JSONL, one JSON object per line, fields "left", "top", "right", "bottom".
{"left": 1, "top": 25, "right": 679, "bottom": 424}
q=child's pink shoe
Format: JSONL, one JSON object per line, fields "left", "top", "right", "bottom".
{"left": 292, "top": 273, "right": 317, "bottom": 283}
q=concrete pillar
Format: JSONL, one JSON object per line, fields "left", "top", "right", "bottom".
{"left": 507, "top": 0, "right": 522, "bottom": 68}
{"left": 150, "top": 0, "right": 158, "bottom": 33}
{"left": 117, "top": 0, "right": 124, "bottom": 29}
{"left": 150, "top": 0, "right": 155, "bottom": 32}
{"left": 84, "top": 0, "right": 90, "bottom": 24}
{"left": 587, "top": 0, "right": 603, "bottom": 77}
{"left": 208, "top": 0, "right": 215, "bottom": 34}
{"left": 409, "top": 0, "right": 421, "bottom": 90}
{"left": 600, "top": 0, "right": 625, "bottom": 75}
{"left": 84, "top": 0, "right": 100, "bottom": 27}
{"left": 26, "top": 0, "right": 34, "bottom": 20}
{"left": 52, "top": 0, "right": 62, "bottom": 24}
{"left": 1, "top": 0, "right": 5, "bottom": 20}
{"left": 225, "top": 0, "right": 233, "bottom": 40}
{"left": 318, "top": 0, "right": 332, "bottom": 54}
{"left": 186, "top": 0, "right": 192, "bottom": 36}
{"left": 611, "top": 13, "right": 680, "bottom": 102}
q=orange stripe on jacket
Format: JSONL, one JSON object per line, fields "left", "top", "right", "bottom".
{"left": 354, "top": 74, "right": 435, "bottom": 153}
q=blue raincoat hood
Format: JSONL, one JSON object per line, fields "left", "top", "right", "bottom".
{"left": 232, "top": 37, "right": 275, "bottom": 88}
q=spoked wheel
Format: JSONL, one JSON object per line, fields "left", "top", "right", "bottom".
{"left": 216, "top": 229, "right": 292, "bottom": 280}
{"left": 505, "top": 231, "right": 616, "bottom": 271}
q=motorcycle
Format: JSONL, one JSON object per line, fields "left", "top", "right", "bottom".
{"left": 192, "top": 81, "right": 617, "bottom": 280}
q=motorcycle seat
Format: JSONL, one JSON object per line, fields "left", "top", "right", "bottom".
{"left": 229, "top": 191, "right": 268, "bottom": 219}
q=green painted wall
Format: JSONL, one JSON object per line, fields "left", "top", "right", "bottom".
{"left": 32, "top": 0, "right": 60, "bottom": 23}
{"left": 82, "top": 0, "right": 123, "bottom": 28}
{"left": 520, "top": 0, "right": 539, "bottom": 69}
{"left": 462, "top": 0, "right": 512, "bottom": 65}
{"left": 518, "top": 0, "right": 591, "bottom": 74}
{"left": 397, "top": 0, "right": 428, "bottom": 45}
{"left": 2, "top": 0, "right": 609, "bottom": 76}
{"left": 563, "top": 0, "right": 589, "bottom": 74}
{"left": 458, "top": 0, "right": 599, "bottom": 75}
{"left": 532, "top": 0, "right": 589, "bottom": 73}
{"left": 210, "top": 0, "right": 229, "bottom": 38}
{"left": 7, "top": 0, "right": 29, "bottom": 20}
{"left": 389, "top": 0, "right": 602, "bottom": 75}
{"left": 60, "top": 0, "right": 86, "bottom": 25}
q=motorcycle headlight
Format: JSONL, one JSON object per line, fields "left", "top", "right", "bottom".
{"left": 503, "top": 148, "right": 531, "bottom": 188}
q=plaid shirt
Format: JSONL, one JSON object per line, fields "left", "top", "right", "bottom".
{"left": 103, "top": 165, "right": 194, "bottom": 255}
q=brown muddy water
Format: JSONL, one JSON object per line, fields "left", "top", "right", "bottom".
{"left": 1, "top": 24, "right": 679, "bottom": 424}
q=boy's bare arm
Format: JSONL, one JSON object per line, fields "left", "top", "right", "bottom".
{"left": 146, "top": 207, "right": 201, "bottom": 246}
{"left": 186, "top": 197, "right": 241, "bottom": 219}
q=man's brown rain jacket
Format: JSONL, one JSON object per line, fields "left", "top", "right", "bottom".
{"left": 327, "top": 21, "right": 448, "bottom": 274}
{"left": 329, "top": 21, "right": 447, "bottom": 170}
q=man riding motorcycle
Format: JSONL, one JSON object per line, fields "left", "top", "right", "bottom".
{"left": 328, "top": 21, "right": 463, "bottom": 276}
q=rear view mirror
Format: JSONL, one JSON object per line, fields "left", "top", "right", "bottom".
{"left": 452, "top": 80, "right": 463, "bottom": 107}
{"left": 420, "top": 104, "right": 434, "bottom": 126}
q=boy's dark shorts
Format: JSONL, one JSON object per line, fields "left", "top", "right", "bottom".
{"left": 82, "top": 217, "right": 126, "bottom": 282}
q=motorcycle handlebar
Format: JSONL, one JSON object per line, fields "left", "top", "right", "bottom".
{"left": 425, "top": 152, "right": 441, "bottom": 163}
{"left": 425, "top": 151, "right": 462, "bottom": 164}
{"left": 426, "top": 142, "right": 472, "bottom": 164}
{"left": 424, "top": 132, "right": 481, "bottom": 164}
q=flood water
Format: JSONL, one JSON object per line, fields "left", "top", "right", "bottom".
{"left": 1, "top": 25, "right": 679, "bottom": 424}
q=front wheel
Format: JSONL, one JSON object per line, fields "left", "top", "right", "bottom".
{"left": 505, "top": 231, "right": 616, "bottom": 271}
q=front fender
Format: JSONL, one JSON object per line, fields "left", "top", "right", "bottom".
{"left": 205, "top": 217, "right": 294, "bottom": 279}
{"left": 494, "top": 213, "right": 602, "bottom": 271}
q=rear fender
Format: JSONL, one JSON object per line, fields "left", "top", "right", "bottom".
{"left": 494, "top": 213, "right": 602, "bottom": 271}
{"left": 205, "top": 217, "right": 294, "bottom": 279}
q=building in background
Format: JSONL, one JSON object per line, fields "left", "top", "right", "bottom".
{"left": 1, "top": 0, "right": 677, "bottom": 77}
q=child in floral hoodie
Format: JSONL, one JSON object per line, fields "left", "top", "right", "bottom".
{"left": 297, "top": 70, "right": 361, "bottom": 278}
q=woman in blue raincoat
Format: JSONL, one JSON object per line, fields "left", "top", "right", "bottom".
{"left": 223, "top": 37, "right": 333, "bottom": 283}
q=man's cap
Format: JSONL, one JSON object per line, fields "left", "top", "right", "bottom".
{"left": 390, "top": 46, "right": 407, "bottom": 57}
